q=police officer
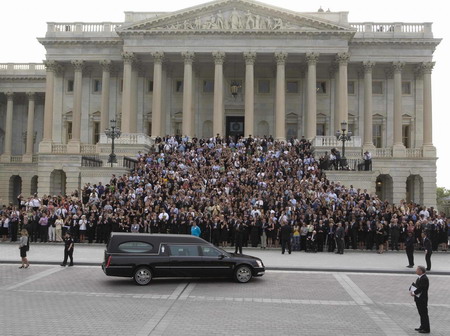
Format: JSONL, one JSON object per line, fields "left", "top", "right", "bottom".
{"left": 60, "top": 232, "right": 74, "bottom": 267}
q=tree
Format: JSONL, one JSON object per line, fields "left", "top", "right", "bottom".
{"left": 436, "top": 187, "right": 450, "bottom": 206}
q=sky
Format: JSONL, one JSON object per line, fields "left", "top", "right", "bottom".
{"left": 1, "top": 0, "right": 448, "bottom": 187}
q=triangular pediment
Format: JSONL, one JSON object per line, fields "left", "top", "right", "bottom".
{"left": 118, "top": 0, "right": 353, "bottom": 34}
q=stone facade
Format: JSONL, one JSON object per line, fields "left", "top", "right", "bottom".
{"left": 0, "top": 0, "right": 441, "bottom": 207}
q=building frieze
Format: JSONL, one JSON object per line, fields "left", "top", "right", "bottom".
{"left": 0, "top": 76, "right": 46, "bottom": 81}
{"left": 350, "top": 39, "right": 441, "bottom": 47}
{"left": 38, "top": 39, "right": 123, "bottom": 46}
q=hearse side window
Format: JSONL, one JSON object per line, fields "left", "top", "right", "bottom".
{"left": 201, "top": 246, "right": 222, "bottom": 257}
{"left": 169, "top": 245, "right": 200, "bottom": 257}
{"left": 118, "top": 241, "right": 154, "bottom": 253}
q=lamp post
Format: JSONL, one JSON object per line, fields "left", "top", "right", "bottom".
{"left": 105, "top": 119, "right": 121, "bottom": 167}
{"left": 335, "top": 120, "right": 352, "bottom": 169}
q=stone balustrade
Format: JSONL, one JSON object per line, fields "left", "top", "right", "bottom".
{"left": 0, "top": 63, "right": 46, "bottom": 75}
{"left": 80, "top": 144, "right": 97, "bottom": 154}
{"left": 51, "top": 144, "right": 68, "bottom": 154}
{"left": 10, "top": 156, "right": 23, "bottom": 163}
{"left": 373, "top": 148, "right": 393, "bottom": 158}
{"left": 313, "top": 136, "right": 362, "bottom": 148}
{"left": 350, "top": 22, "right": 432, "bottom": 36}
{"left": 99, "top": 133, "right": 155, "bottom": 146}
{"left": 46, "top": 22, "right": 122, "bottom": 36}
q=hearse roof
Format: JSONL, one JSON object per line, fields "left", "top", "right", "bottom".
{"left": 110, "top": 233, "right": 206, "bottom": 244}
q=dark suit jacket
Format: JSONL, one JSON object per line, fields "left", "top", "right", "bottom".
{"left": 335, "top": 227, "right": 345, "bottom": 239}
{"left": 423, "top": 237, "right": 432, "bottom": 252}
{"left": 413, "top": 274, "right": 429, "bottom": 304}
{"left": 280, "top": 224, "right": 292, "bottom": 241}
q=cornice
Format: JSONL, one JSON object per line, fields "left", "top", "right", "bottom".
{"left": 349, "top": 39, "right": 441, "bottom": 47}
{"left": 0, "top": 76, "right": 46, "bottom": 81}
{"left": 38, "top": 39, "right": 123, "bottom": 46}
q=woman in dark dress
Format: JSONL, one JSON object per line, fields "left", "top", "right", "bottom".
{"left": 375, "top": 222, "right": 385, "bottom": 254}
{"left": 357, "top": 223, "right": 367, "bottom": 250}
{"left": 250, "top": 219, "right": 260, "bottom": 247}
{"left": 220, "top": 222, "right": 229, "bottom": 248}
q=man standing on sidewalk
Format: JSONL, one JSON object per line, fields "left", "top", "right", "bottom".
{"left": 280, "top": 221, "right": 292, "bottom": 254}
{"left": 422, "top": 232, "right": 432, "bottom": 271}
{"left": 405, "top": 231, "right": 415, "bottom": 268}
{"left": 410, "top": 266, "right": 430, "bottom": 334}
{"left": 61, "top": 232, "right": 74, "bottom": 267}
{"left": 335, "top": 222, "right": 345, "bottom": 254}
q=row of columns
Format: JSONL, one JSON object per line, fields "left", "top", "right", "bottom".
{"left": 35, "top": 55, "right": 435, "bottom": 150}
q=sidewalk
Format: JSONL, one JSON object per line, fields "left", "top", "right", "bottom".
{"left": 1, "top": 242, "right": 448, "bottom": 274}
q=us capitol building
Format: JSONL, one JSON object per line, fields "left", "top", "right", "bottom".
{"left": 0, "top": 0, "right": 441, "bottom": 207}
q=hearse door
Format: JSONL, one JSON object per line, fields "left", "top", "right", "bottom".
{"left": 168, "top": 244, "right": 203, "bottom": 277}
{"left": 200, "top": 246, "right": 234, "bottom": 277}
{"left": 152, "top": 244, "right": 172, "bottom": 277}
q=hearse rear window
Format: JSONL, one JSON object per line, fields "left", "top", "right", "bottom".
{"left": 118, "top": 241, "right": 154, "bottom": 253}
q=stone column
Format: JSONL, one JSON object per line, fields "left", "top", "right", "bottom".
{"left": 40, "top": 60, "right": 59, "bottom": 153}
{"left": 68, "top": 60, "right": 84, "bottom": 153}
{"left": 23, "top": 92, "right": 36, "bottom": 162}
{"left": 305, "top": 52, "right": 319, "bottom": 140}
{"left": 130, "top": 62, "right": 139, "bottom": 134}
{"left": 1, "top": 92, "right": 14, "bottom": 161}
{"left": 244, "top": 52, "right": 256, "bottom": 137}
{"left": 121, "top": 52, "right": 135, "bottom": 134}
{"left": 363, "top": 61, "right": 376, "bottom": 149}
{"left": 182, "top": 51, "right": 195, "bottom": 138}
{"left": 275, "top": 52, "right": 287, "bottom": 141}
{"left": 151, "top": 52, "right": 165, "bottom": 138}
{"left": 212, "top": 51, "right": 226, "bottom": 137}
{"left": 421, "top": 62, "right": 435, "bottom": 156}
{"left": 337, "top": 52, "right": 350, "bottom": 126}
{"left": 392, "top": 62, "right": 406, "bottom": 156}
{"left": 99, "top": 60, "right": 112, "bottom": 135}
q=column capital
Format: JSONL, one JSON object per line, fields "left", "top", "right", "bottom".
{"left": 392, "top": 61, "right": 405, "bottom": 73}
{"left": 362, "top": 61, "right": 376, "bottom": 73}
{"left": 212, "top": 51, "right": 226, "bottom": 65}
{"left": 421, "top": 61, "right": 435, "bottom": 74}
{"left": 305, "top": 52, "right": 320, "bottom": 65}
{"left": 99, "top": 60, "right": 113, "bottom": 72}
{"left": 181, "top": 51, "right": 195, "bottom": 64}
{"left": 274, "top": 52, "right": 288, "bottom": 65}
{"left": 5, "top": 91, "right": 14, "bottom": 100}
{"left": 121, "top": 52, "right": 136, "bottom": 64}
{"left": 26, "top": 92, "right": 36, "bottom": 101}
{"left": 71, "top": 60, "right": 85, "bottom": 71}
{"left": 151, "top": 51, "right": 165, "bottom": 64}
{"left": 43, "top": 60, "right": 62, "bottom": 73}
{"left": 336, "top": 52, "right": 350, "bottom": 65}
{"left": 243, "top": 51, "right": 257, "bottom": 65}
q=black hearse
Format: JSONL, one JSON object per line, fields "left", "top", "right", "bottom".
{"left": 102, "top": 233, "right": 265, "bottom": 285}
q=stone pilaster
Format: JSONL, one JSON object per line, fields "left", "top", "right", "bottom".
{"left": 1, "top": 92, "right": 14, "bottom": 162}
{"left": 244, "top": 51, "right": 256, "bottom": 137}
{"left": 182, "top": 51, "right": 195, "bottom": 138}
{"left": 336, "top": 52, "right": 350, "bottom": 127}
{"left": 151, "top": 52, "right": 165, "bottom": 138}
{"left": 212, "top": 51, "right": 225, "bottom": 137}
{"left": 392, "top": 62, "right": 406, "bottom": 156}
{"left": 99, "top": 60, "right": 112, "bottom": 136}
{"left": 23, "top": 92, "right": 36, "bottom": 162}
{"left": 421, "top": 62, "right": 436, "bottom": 157}
{"left": 120, "top": 52, "right": 135, "bottom": 134}
{"left": 305, "top": 52, "right": 319, "bottom": 140}
{"left": 363, "top": 61, "right": 376, "bottom": 150}
{"left": 275, "top": 52, "right": 287, "bottom": 141}
{"left": 67, "top": 60, "right": 84, "bottom": 153}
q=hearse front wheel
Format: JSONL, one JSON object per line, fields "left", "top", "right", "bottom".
{"left": 234, "top": 265, "right": 253, "bottom": 283}
{"left": 134, "top": 266, "right": 152, "bottom": 286}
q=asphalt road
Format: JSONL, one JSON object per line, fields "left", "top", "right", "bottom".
{"left": 1, "top": 264, "right": 449, "bottom": 336}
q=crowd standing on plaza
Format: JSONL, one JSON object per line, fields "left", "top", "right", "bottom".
{"left": 1, "top": 135, "right": 449, "bottom": 258}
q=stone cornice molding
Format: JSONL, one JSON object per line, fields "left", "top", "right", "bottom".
{"left": 0, "top": 75, "right": 46, "bottom": 81}
{"left": 99, "top": 60, "right": 113, "bottom": 72}
{"left": 26, "top": 92, "right": 36, "bottom": 101}
{"left": 181, "top": 51, "right": 195, "bottom": 64}
{"left": 274, "top": 51, "right": 288, "bottom": 65}
{"left": 349, "top": 39, "right": 441, "bottom": 48}
{"left": 151, "top": 52, "right": 165, "bottom": 64}
{"left": 336, "top": 52, "right": 350, "bottom": 65}
{"left": 71, "top": 60, "right": 85, "bottom": 72}
{"left": 392, "top": 61, "right": 405, "bottom": 73}
{"left": 38, "top": 38, "right": 123, "bottom": 46}
{"left": 362, "top": 61, "right": 376, "bottom": 73}
{"left": 305, "top": 52, "right": 320, "bottom": 65}
{"left": 421, "top": 61, "right": 435, "bottom": 74}
{"left": 212, "top": 51, "right": 226, "bottom": 65}
{"left": 243, "top": 51, "right": 256, "bottom": 65}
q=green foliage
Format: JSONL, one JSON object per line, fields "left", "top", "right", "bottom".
{"left": 436, "top": 187, "right": 450, "bottom": 205}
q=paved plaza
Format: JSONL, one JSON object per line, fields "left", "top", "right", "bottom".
{"left": 1, "top": 243, "right": 449, "bottom": 336}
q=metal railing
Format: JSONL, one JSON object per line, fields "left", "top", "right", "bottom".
{"left": 81, "top": 156, "right": 103, "bottom": 167}
{"left": 123, "top": 157, "right": 138, "bottom": 170}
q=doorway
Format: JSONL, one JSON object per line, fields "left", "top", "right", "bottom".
{"left": 226, "top": 116, "right": 245, "bottom": 139}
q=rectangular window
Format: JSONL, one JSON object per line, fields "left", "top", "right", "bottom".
{"left": 176, "top": 80, "right": 184, "bottom": 93}
{"left": 67, "top": 80, "right": 74, "bottom": 93}
{"left": 317, "top": 123, "right": 325, "bottom": 136}
{"left": 316, "top": 81, "right": 327, "bottom": 94}
{"left": 373, "top": 124, "right": 382, "bottom": 148}
{"left": 93, "top": 79, "right": 102, "bottom": 93}
{"left": 203, "top": 80, "right": 214, "bottom": 93}
{"left": 286, "top": 81, "right": 299, "bottom": 94}
{"left": 147, "top": 122, "right": 152, "bottom": 137}
{"left": 402, "top": 81, "right": 411, "bottom": 95}
{"left": 168, "top": 245, "right": 200, "bottom": 257}
{"left": 402, "top": 125, "right": 410, "bottom": 148}
{"left": 258, "top": 80, "right": 270, "bottom": 94}
{"left": 372, "top": 81, "right": 383, "bottom": 95}
{"left": 148, "top": 80, "right": 154, "bottom": 93}
{"left": 93, "top": 122, "right": 100, "bottom": 144}
{"left": 348, "top": 81, "right": 355, "bottom": 95}
{"left": 67, "top": 122, "right": 73, "bottom": 143}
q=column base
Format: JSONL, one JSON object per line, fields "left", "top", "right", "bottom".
{"left": 39, "top": 141, "right": 53, "bottom": 154}
{"left": 422, "top": 144, "right": 436, "bottom": 158}
{"left": 392, "top": 144, "right": 406, "bottom": 157}
{"left": 0, "top": 154, "right": 11, "bottom": 163}
{"left": 22, "top": 154, "right": 34, "bottom": 163}
{"left": 67, "top": 140, "right": 81, "bottom": 154}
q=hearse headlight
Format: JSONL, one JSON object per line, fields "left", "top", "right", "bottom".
{"left": 256, "top": 260, "right": 263, "bottom": 268}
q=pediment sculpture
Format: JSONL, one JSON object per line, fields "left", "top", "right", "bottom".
{"left": 160, "top": 8, "right": 300, "bottom": 31}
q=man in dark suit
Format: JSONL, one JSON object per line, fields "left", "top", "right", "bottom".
{"left": 234, "top": 220, "right": 244, "bottom": 254}
{"left": 335, "top": 222, "right": 345, "bottom": 254}
{"left": 410, "top": 265, "right": 430, "bottom": 333}
{"left": 280, "top": 221, "right": 292, "bottom": 254}
{"left": 405, "top": 231, "right": 415, "bottom": 268}
{"left": 422, "top": 232, "right": 432, "bottom": 271}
